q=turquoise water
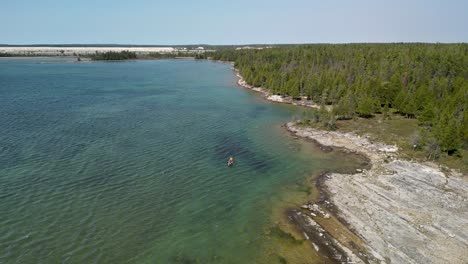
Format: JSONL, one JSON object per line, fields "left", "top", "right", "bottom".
{"left": 0, "top": 58, "right": 359, "bottom": 263}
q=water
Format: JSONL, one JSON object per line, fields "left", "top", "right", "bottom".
{"left": 0, "top": 58, "right": 360, "bottom": 263}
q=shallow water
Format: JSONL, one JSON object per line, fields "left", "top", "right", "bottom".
{"left": 0, "top": 58, "right": 361, "bottom": 263}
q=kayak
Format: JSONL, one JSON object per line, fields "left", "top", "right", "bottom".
{"left": 227, "top": 157, "right": 234, "bottom": 166}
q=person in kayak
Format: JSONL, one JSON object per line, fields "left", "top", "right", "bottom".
{"left": 227, "top": 156, "right": 234, "bottom": 166}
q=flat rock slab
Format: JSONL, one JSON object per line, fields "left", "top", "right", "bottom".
{"left": 287, "top": 122, "right": 468, "bottom": 264}
{"left": 328, "top": 160, "right": 468, "bottom": 264}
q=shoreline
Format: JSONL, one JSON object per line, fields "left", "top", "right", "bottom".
{"left": 286, "top": 122, "right": 468, "bottom": 263}
{"left": 0, "top": 56, "right": 197, "bottom": 61}
{"left": 233, "top": 67, "right": 326, "bottom": 110}
{"left": 233, "top": 66, "right": 468, "bottom": 263}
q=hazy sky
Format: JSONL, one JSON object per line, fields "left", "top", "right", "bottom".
{"left": 1, "top": 0, "right": 467, "bottom": 44}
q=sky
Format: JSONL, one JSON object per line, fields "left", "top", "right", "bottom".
{"left": 1, "top": 0, "right": 467, "bottom": 45}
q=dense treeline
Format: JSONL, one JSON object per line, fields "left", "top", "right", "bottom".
{"left": 211, "top": 44, "right": 467, "bottom": 156}
{"left": 0, "top": 52, "right": 15, "bottom": 57}
{"left": 0, "top": 52, "right": 44, "bottom": 57}
{"left": 146, "top": 52, "right": 180, "bottom": 59}
{"left": 90, "top": 50, "right": 137, "bottom": 61}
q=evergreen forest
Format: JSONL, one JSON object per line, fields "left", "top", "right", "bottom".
{"left": 211, "top": 44, "right": 467, "bottom": 156}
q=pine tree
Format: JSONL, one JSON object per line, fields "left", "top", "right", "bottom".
{"left": 356, "top": 95, "right": 377, "bottom": 118}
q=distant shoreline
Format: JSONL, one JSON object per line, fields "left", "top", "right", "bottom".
{"left": 0, "top": 56, "right": 200, "bottom": 63}
{"left": 0, "top": 46, "right": 211, "bottom": 58}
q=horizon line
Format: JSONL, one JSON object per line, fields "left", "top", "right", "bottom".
{"left": 1, "top": 42, "right": 467, "bottom": 47}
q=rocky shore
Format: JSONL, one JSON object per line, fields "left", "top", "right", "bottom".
{"left": 234, "top": 69, "right": 326, "bottom": 110}
{"left": 233, "top": 66, "right": 468, "bottom": 263}
{"left": 287, "top": 122, "right": 468, "bottom": 264}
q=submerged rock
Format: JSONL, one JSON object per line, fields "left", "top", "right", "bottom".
{"left": 287, "top": 209, "right": 365, "bottom": 263}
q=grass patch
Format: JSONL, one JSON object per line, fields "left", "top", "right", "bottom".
{"left": 333, "top": 114, "right": 467, "bottom": 174}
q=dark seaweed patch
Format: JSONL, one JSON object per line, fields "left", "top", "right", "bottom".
{"left": 213, "top": 134, "right": 273, "bottom": 172}
{"left": 277, "top": 255, "right": 288, "bottom": 264}
{"left": 247, "top": 105, "right": 267, "bottom": 118}
{"left": 269, "top": 226, "right": 304, "bottom": 245}
{"left": 169, "top": 254, "right": 223, "bottom": 264}
{"left": 213, "top": 134, "right": 247, "bottom": 158}
{"left": 246, "top": 158, "right": 270, "bottom": 171}
{"left": 170, "top": 255, "right": 199, "bottom": 264}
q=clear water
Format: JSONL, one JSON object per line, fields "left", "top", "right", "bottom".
{"left": 0, "top": 58, "right": 359, "bottom": 263}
